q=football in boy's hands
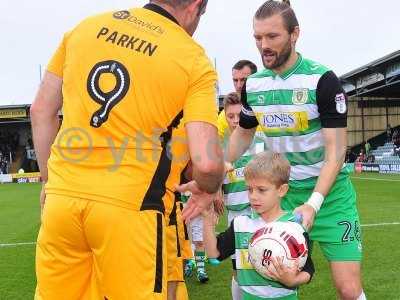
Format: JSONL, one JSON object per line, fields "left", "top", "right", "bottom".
{"left": 248, "top": 221, "right": 308, "bottom": 280}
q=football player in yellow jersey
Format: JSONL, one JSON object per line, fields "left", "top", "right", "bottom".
{"left": 217, "top": 60, "right": 257, "bottom": 141}
{"left": 30, "top": 0, "right": 224, "bottom": 299}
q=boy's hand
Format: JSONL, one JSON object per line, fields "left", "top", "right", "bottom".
{"left": 202, "top": 206, "right": 219, "bottom": 226}
{"left": 213, "top": 189, "right": 224, "bottom": 216}
{"left": 264, "top": 257, "right": 301, "bottom": 288}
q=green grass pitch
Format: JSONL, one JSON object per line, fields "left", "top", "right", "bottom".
{"left": 0, "top": 172, "right": 399, "bottom": 299}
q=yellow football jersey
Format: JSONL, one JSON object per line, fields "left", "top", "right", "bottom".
{"left": 45, "top": 4, "right": 218, "bottom": 212}
{"left": 217, "top": 109, "right": 230, "bottom": 142}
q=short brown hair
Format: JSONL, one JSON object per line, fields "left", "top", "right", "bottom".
{"left": 223, "top": 92, "right": 241, "bottom": 110}
{"left": 254, "top": 0, "right": 299, "bottom": 34}
{"left": 244, "top": 151, "right": 290, "bottom": 187}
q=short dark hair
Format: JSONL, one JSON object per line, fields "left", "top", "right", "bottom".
{"left": 223, "top": 92, "right": 241, "bottom": 110}
{"left": 254, "top": 0, "right": 299, "bottom": 34}
{"left": 232, "top": 60, "right": 257, "bottom": 74}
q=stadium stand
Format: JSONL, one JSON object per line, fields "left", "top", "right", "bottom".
{"left": 371, "top": 142, "right": 400, "bottom": 164}
{"left": 0, "top": 105, "right": 37, "bottom": 175}
{"left": 0, "top": 131, "right": 19, "bottom": 174}
{"left": 339, "top": 51, "right": 400, "bottom": 174}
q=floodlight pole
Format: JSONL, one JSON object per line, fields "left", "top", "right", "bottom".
{"left": 39, "top": 64, "right": 42, "bottom": 82}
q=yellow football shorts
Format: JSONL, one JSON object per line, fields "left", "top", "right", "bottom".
{"left": 166, "top": 200, "right": 188, "bottom": 282}
{"left": 35, "top": 194, "right": 167, "bottom": 300}
{"left": 166, "top": 224, "right": 184, "bottom": 282}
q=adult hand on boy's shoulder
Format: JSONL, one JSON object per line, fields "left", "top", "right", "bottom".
{"left": 294, "top": 204, "right": 316, "bottom": 231}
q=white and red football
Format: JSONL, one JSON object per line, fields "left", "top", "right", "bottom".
{"left": 248, "top": 221, "right": 308, "bottom": 280}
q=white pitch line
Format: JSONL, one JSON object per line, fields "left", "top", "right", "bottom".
{"left": 361, "top": 222, "right": 400, "bottom": 227}
{"left": 0, "top": 242, "right": 36, "bottom": 248}
{"left": 1, "top": 222, "right": 399, "bottom": 247}
{"left": 351, "top": 176, "right": 400, "bottom": 182}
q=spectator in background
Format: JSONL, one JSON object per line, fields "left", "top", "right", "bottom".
{"left": 0, "top": 130, "right": 16, "bottom": 167}
{"left": 364, "top": 140, "right": 371, "bottom": 155}
{"left": 0, "top": 152, "right": 4, "bottom": 174}
{"left": 346, "top": 148, "right": 356, "bottom": 163}
{"left": 0, "top": 156, "right": 8, "bottom": 174}
{"left": 356, "top": 149, "right": 366, "bottom": 163}
{"left": 366, "top": 154, "right": 375, "bottom": 163}
{"left": 392, "top": 129, "right": 399, "bottom": 143}
{"left": 217, "top": 60, "right": 258, "bottom": 141}
{"left": 232, "top": 60, "right": 258, "bottom": 93}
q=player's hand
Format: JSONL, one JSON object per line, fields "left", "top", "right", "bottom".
{"left": 293, "top": 204, "right": 316, "bottom": 231}
{"left": 213, "top": 189, "right": 224, "bottom": 216}
{"left": 176, "top": 181, "right": 215, "bottom": 223}
{"left": 264, "top": 257, "right": 300, "bottom": 288}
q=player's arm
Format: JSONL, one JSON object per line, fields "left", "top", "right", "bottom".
{"left": 30, "top": 71, "right": 62, "bottom": 183}
{"left": 180, "top": 54, "right": 224, "bottom": 222}
{"left": 30, "top": 33, "right": 66, "bottom": 212}
{"left": 184, "top": 54, "right": 224, "bottom": 194}
{"left": 296, "top": 71, "right": 348, "bottom": 229}
{"left": 312, "top": 71, "right": 348, "bottom": 201}
{"left": 30, "top": 71, "right": 62, "bottom": 213}
{"left": 31, "top": 33, "right": 67, "bottom": 182}
{"left": 186, "top": 122, "right": 224, "bottom": 193}
{"left": 226, "top": 82, "right": 257, "bottom": 163}
{"left": 313, "top": 127, "right": 347, "bottom": 196}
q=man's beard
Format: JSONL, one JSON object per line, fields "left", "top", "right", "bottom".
{"left": 262, "top": 39, "right": 292, "bottom": 70}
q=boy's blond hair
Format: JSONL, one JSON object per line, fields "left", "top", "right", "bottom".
{"left": 223, "top": 92, "right": 241, "bottom": 110}
{"left": 244, "top": 151, "right": 290, "bottom": 187}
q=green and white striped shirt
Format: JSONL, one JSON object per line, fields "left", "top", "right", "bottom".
{"left": 240, "top": 54, "right": 350, "bottom": 190}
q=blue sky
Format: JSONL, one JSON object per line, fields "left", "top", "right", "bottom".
{"left": 0, "top": 0, "right": 398, "bottom": 105}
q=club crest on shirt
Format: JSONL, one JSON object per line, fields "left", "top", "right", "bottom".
{"left": 227, "top": 167, "right": 245, "bottom": 183}
{"left": 292, "top": 88, "right": 309, "bottom": 105}
{"left": 335, "top": 93, "right": 347, "bottom": 114}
